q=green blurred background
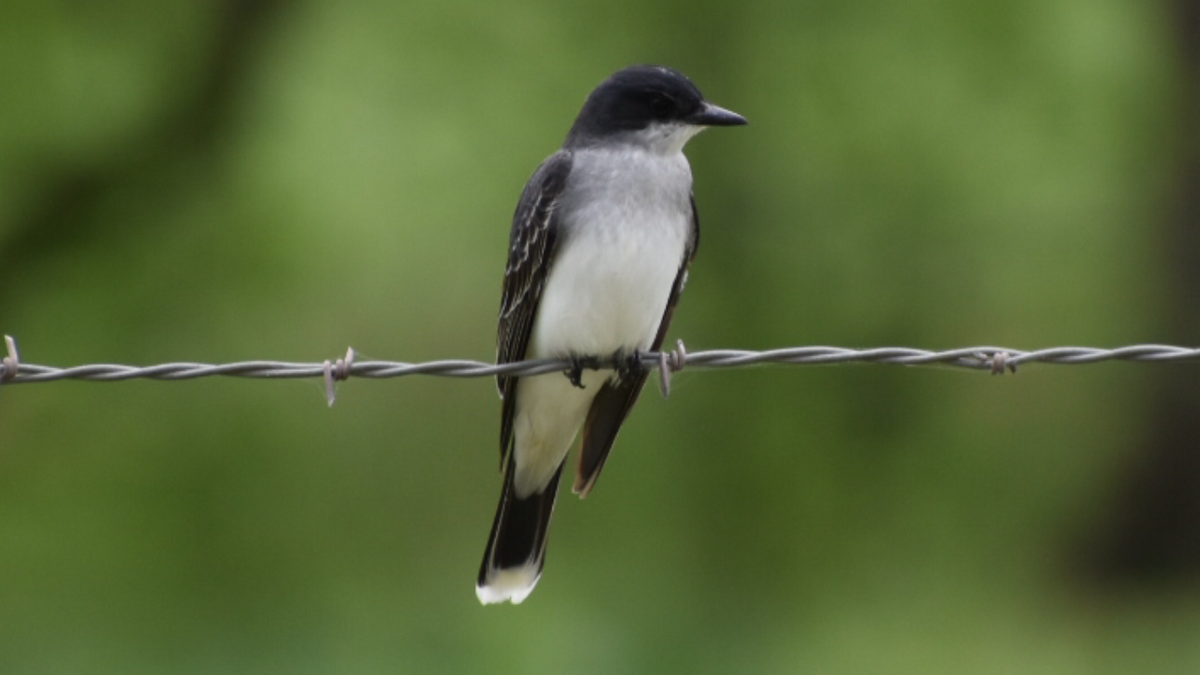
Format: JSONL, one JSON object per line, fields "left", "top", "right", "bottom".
{"left": 3, "top": 0, "right": 1200, "bottom": 672}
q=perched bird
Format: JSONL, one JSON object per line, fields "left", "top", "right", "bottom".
{"left": 478, "top": 65, "right": 746, "bottom": 604}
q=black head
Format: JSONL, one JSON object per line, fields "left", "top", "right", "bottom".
{"left": 566, "top": 65, "right": 746, "bottom": 148}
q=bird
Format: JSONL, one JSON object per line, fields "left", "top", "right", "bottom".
{"left": 477, "top": 65, "right": 746, "bottom": 604}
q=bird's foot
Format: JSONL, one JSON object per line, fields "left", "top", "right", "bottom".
{"left": 612, "top": 349, "right": 646, "bottom": 382}
{"left": 563, "top": 354, "right": 600, "bottom": 389}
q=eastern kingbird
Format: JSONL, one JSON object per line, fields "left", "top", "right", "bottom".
{"left": 477, "top": 65, "right": 746, "bottom": 604}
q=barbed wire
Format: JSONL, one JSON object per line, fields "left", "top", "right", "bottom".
{"left": 2, "top": 335, "right": 1197, "bottom": 405}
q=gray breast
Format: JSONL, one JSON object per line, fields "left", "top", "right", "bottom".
{"left": 559, "top": 146, "right": 694, "bottom": 240}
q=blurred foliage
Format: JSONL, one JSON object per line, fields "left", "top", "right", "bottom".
{"left": 1, "top": 0, "right": 1196, "bottom": 673}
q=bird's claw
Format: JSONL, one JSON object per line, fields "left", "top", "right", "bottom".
{"left": 562, "top": 352, "right": 644, "bottom": 387}
{"left": 613, "top": 349, "right": 645, "bottom": 382}
{"left": 563, "top": 355, "right": 599, "bottom": 389}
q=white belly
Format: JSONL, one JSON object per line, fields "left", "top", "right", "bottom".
{"left": 531, "top": 216, "right": 687, "bottom": 358}
{"left": 510, "top": 146, "right": 694, "bottom": 497}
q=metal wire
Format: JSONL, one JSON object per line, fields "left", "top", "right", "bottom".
{"left": 4, "top": 337, "right": 1199, "bottom": 384}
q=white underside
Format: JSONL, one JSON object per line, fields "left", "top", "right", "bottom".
{"left": 509, "top": 146, "right": 693, "bottom": 499}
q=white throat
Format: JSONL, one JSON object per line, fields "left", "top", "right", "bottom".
{"left": 625, "top": 122, "right": 706, "bottom": 155}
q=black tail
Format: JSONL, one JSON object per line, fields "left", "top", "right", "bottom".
{"left": 476, "top": 457, "right": 564, "bottom": 604}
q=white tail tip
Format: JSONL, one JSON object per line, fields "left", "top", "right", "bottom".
{"left": 476, "top": 565, "right": 541, "bottom": 605}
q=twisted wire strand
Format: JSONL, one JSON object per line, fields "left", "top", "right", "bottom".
{"left": 3, "top": 343, "right": 1199, "bottom": 384}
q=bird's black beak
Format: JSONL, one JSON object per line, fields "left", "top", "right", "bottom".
{"left": 686, "top": 102, "right": 748, "bottom": 127}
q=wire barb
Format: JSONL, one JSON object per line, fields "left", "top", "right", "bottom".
{"left": 323, "top": 347, "right": 356, "bottom": 407}
{"left": 987, "top": 350, "right": 1017, "bottom": 375}
{"left": 658, "top": 339, "right": 688, "bottom": 399}
{"left": 1, "top": 335, "right": 19, "bottom": 382}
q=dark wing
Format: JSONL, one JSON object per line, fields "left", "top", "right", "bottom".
{"left": 497, "top": 151, "right": 574, "bottom": 462}
{"left": 573, "top": 192, "right": 701, "bottom": 497}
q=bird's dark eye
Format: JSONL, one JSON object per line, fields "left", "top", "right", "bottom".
{"left": 648, "top": 93, "right": 675, "bottom": 117}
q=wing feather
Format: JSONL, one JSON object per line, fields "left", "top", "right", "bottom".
{"left": 496, "top": 152, "right": 574, "bottom": 462}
